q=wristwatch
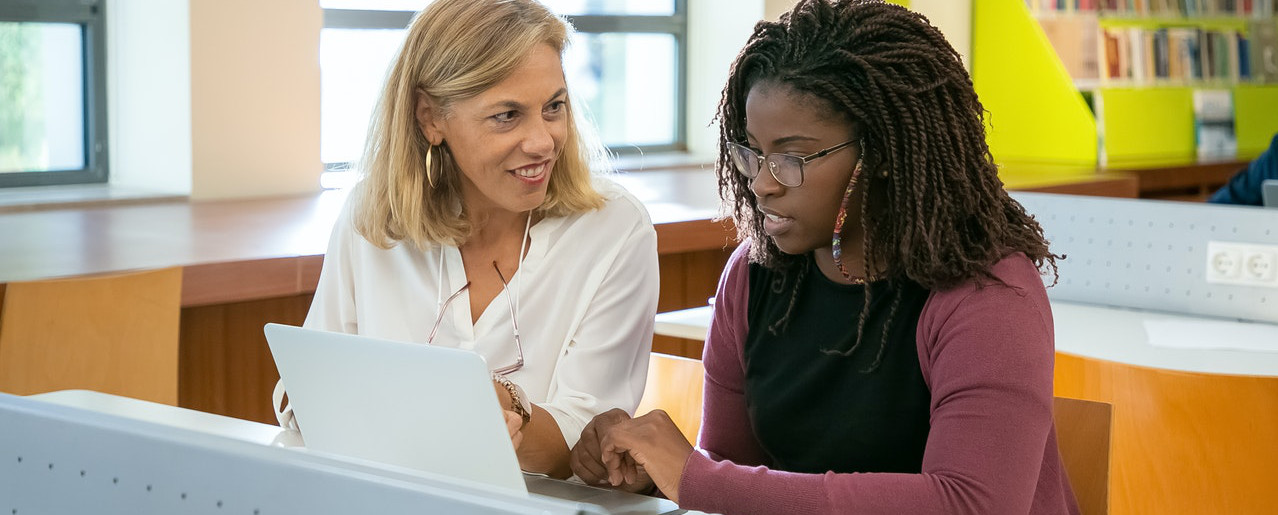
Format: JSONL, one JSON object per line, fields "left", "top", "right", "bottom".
{"left": 493, "top": 373, "right": 532, "bottom": 427}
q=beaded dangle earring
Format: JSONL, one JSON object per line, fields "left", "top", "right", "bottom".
{"left": 831, "top": 155, "right": 867, "bottom": 284}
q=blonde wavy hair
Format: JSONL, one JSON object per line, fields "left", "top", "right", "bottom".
{"left": 354, "top": 0, "right": 606, "bottom": 249}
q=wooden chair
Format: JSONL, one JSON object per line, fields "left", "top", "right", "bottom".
{"left": 0, "top": 267, "right": 183, "bottom": 405}
{"left": 635, "top": 352, "right": 705, "bottom": 443}
{"left": 1053, "top": 396, "right": 1114, "bottom": 515}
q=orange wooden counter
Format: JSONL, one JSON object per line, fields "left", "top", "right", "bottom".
{"left": 0, "top": 168, "right": 1137, "bottom": 423}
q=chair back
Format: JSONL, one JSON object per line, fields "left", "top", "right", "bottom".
{"left": 636, "top": 352, "right": 705, "bottom": 443}
{"left": 0, "top": 267, "right": 183, "bottom": 404}
{"left": 1053, "top": 396, "right": 1114, "bottom": 515}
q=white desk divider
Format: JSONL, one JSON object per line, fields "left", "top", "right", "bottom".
{"left": 0, "top": 393, "right": 599, "bottom": 515}
{"left": 1013, "top": 193, "right": 1278, "bottom": 324}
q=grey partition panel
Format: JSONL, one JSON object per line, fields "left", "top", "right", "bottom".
{"left": 0, "top": 394, "right": 595, "bottom": 515}
{"left": 1013, "top": 192, "right": 1278, "bottom": 324}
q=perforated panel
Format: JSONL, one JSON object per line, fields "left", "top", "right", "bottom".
{"left": 0, "top": 394, "right": 595, "bottom": 515}
{"left": 1013, "top": 192, "right": 1278, "bottom": 324}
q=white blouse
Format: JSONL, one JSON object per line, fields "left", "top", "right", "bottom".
{"left": 303, "top": 177, "right": 659, "bottom": 446}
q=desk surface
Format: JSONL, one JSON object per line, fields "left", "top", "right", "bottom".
{"left": 31, "top": 389, "right": 291, "bottom": 446}
{"left": 654, "top": 301, "right": 1278, "bottom": 377}
{"left": 0, "top": 168, "right": 1135, "bottom": 306}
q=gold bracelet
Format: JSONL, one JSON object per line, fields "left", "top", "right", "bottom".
{"left": 493, "top": 373, "right": 531, "bottom": 427}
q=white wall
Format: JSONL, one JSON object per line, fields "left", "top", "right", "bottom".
{"left": 761, "top": 0, "right": 971, "bottom": 69}
{"left": 764, "top": 0, "right": 794, "bottom": 21}
{"left": 107, "top": 0, "right": 192, "bottom": 194}
{"left": 911, "top": 0, "right": 972, "bottom": 70}
{"left": 106, "top": 0, "right": 321, "bottom": 200}
{"left": 188, "top": 0, "right": 322, "bottom": 200}
{"left": 685, "top": 0, "right": 765, "bottom": 160}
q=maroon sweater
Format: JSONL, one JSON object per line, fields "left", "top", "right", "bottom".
{"left": 678, "top": 245, "right": 1079, "bottom": 514}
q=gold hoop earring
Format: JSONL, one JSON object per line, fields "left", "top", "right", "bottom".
{"left": 425, "top": 144, "right": 437, "bottom": 188}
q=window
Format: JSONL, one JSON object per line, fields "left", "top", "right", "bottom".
{"left": 319, "top": 0, "right": 686, "bottom": 178}
{"left": 0, "top": 0, "right": 107, "bottom": 187}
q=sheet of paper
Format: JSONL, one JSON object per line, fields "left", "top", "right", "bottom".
{"left": 1143, "top": 319, "right": 1278, "bottom": 353}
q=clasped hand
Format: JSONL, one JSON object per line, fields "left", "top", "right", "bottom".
{"left": 493, "top": 380, "right": 525, "bottom": 450}
{"left": 568, "top": 408, "right": 694, "bottom": 503}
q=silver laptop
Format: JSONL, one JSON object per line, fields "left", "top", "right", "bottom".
{"left": 1263, "top": 179, "right": 1278, "bottom": 208}
{"left": 264, "top": 323, "right": 681, "bottom": 514}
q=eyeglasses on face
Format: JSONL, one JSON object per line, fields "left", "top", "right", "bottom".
{"left": 727, "top": 139, "right": 859, "bottom": 187}
{"left": 427, "top": 261, "right": 524, "bottom": 376}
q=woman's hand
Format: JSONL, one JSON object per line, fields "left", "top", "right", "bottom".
{"left": 570, "top": 409, "right": 655, "bottom": 493}
{"left": 504, "top": 409, "right": 525, "bottom": 451}
{"left": 493, "top": 380, "right": 524, "bottom": 450}
{"left": 493, "top": 379, "right": 570, "bottom": 477}
{"left": 599, "top": 410, "right": 694, "bottom": 503}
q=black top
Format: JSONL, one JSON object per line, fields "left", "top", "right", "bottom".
{"left": 744, "top": 255, "right": 933, "bottom": 474}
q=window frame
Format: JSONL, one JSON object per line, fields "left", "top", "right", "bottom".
{"left": 0, "top": 0, "right": 109, "bottom": 188}
{"left": 320, "top": 1, "right": 687, "bottom": 173}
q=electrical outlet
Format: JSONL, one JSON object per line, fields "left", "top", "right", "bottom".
{"left": 1206, "top": 241, "right": 1243, "bottom": 281}
{"left": 1243, "top": 248, "right": 1277, "bottom": 283}
{"left": 1207, "top": 241, "right": 1278, "bottom": 287}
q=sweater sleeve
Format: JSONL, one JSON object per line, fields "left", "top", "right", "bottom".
{"left": 1208, "top": 133, "right": 1278, "bottom": 205}
{"left": 678, "top": 254, "right": 1059, "bottom": 515}
{"left": 690, "top": 244, "right": 770, "bottom": 465}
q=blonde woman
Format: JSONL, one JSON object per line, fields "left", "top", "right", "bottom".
{"left": 285, "top": 0, "right": 658, "bottom": 478}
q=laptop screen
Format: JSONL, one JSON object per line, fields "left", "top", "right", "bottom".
{"left": 264, "top": 323, "right": 528, "bottom": 495}
{"left": 1263, "top": 180, "right": 1278, "bottom": 208}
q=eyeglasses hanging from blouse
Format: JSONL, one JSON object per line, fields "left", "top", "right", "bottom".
{"left": 427, "top": 261, "right": 525, "bottom": 376}
{"left": 427, "top": 212, "right": 532, "bottom": 376}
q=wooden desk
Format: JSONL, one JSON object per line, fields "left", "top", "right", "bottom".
{"left": 1103, "top": 158, "right": 1249, "bottom": 201}
{"left": 0, "top": 192, "right": 341, "bottom": 305}
{"left": 654, "top": 302, "right": 1278, "bottom": 515}
{"left": 653, "top": 305, "right": 713, "bottom": 341}
{"left": 998, "top": 163, "right": 1139, "bottom": 198}
{"left": 0, "top": 168, "right": 1143, "bottom": 423}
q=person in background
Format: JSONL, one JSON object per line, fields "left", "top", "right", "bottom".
{"left": 281, "top": 0, "right": 658, "bottom": 478}
{"left": 569, "top": 0, "right": 1080, "bottom": 512}
{"left": 1208, "top": 132, "right": 1278, "bottom": 206}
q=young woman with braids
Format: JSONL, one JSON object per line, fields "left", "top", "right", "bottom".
{"left": 568, "top": 0, "right": 1078, "bottom": 513}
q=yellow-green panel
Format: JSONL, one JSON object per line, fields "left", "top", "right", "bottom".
{"left": 972, "top": 0, "right": 1096, "bottom": 166}
{"left": 1235, "top": 85, "right": 1278, "bottom": 157}
{"left": 1097, "top": 87, "right": 1195, "bottom": 166}
{"left": 886, "top": 0, "right": 909, "bottom": 6}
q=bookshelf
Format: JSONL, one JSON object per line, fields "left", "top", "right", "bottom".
{"left": 973, "top": 0, "right": 1278, "bottom": 174}
{"left": 1027, "top": 1, "right": 1275, "bottom": 17}
{"left": 1032, "top": 3, "right": 1276, "bottom": 88}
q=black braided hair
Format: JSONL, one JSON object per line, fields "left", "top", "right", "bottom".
{"left": 714, "top": 0, "right": 1061, "bottom": 370}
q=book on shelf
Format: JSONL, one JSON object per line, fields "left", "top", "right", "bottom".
{"left": 1094, "top": 25, "right": 1263, "bottom": 83}
{"left": 1238, "top": 31, "right": 1251, "bottom": 78}
{"left": 1037, "top": 13, "right": 1101, "bottom": 79}
{"left": 1030, "top": 0, "right": 1278, "bottom": 86}
{"left": 1193, "top": 89, "right": 1237, "bottom": 159}
{"left": 1255, "top": 18, "right": 1278, "bottom": 80}
{"left": 1154, "top": 28, "right": 1171, "bottom": 78}
{"left": 1169, "top": 27, "right": 1197, "bottom": 78}
{"left": 1028, "top": 0, "right": 1276, "bottom": 16}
